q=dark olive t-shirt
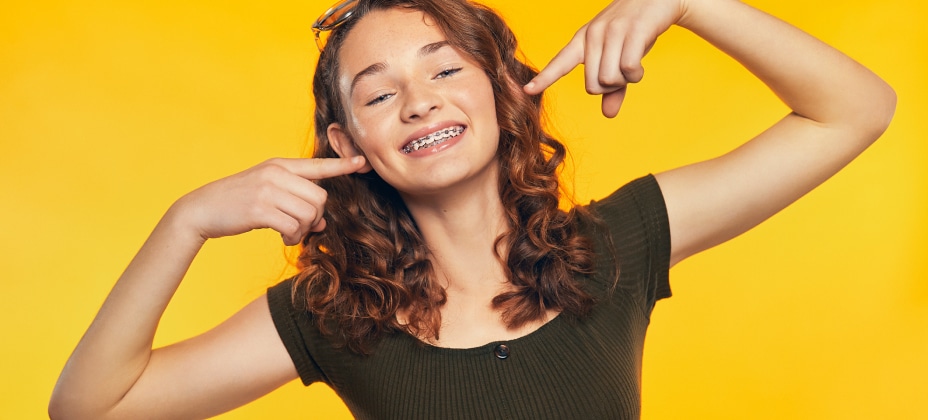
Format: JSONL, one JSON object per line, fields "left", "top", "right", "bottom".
{"left": 267, "top": 175, "right": 672, "bottom": 419}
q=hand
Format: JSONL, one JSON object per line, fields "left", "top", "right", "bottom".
{"left": 523, "top": 0, "right": 687, "bottom": 117}
{"left": 173, "top": 157, "right": 367, "bottom": 245}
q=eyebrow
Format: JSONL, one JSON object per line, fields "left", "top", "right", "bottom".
{"left": 349, "top": 41, "right": 452, "bottom": 96}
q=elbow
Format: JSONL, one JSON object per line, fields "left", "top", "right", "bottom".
{"left": 48, "top": 394, "right": 84, "bottom": 420}
{"left": 878, "top": 82, "right": 897, "bottom": 133}
{"left": 48, "top": 403, "right": 109, "bottom": 420}
{"left": 49, "top": 378, "right": 84, "bottom": 420}
{"left": 48, "top": 383, "right": 69, "bottom": 420}
{"left": 860, "top": 80, "right": 897, "bottom": 143}
{"left": 48, "top": 395, "right": 72, "bottom": 420}
{"left": 48, "top": 390, "right": 110, "bottom": 420}
{"left": 48, "top": 400, "right": 59, "bottom": 420}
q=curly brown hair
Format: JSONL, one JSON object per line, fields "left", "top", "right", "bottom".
{"left": 294, "top": 0, "right": 597, "bottom": 354}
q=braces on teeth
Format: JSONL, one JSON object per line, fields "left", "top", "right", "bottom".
{"left": 403, "top": 126, "right": 464, "bottom": 153}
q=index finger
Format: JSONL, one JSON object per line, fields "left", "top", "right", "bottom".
{"left": 272, "top": 156, "right": 367, "bottom": 181}
{"left": 523, "top": 29, "right": 586, "bottom": 95}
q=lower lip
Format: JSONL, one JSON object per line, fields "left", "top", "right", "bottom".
{"left": 402, "top": 128, "right": 466, "bottom": 157}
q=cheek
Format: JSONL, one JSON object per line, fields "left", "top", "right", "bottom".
{"left": 343, "top": 113, "right": 383, "bottom": 160}
{"left": 346, "top": 114, "right": 369, "bottom": 143}
{"left": 474, "top": 79, "right": 498, "bottom": 118}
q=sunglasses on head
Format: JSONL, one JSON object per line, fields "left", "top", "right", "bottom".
{"left": 312, "top": 0, "right": 360, "bottom": 52}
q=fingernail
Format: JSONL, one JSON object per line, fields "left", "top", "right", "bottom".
{"left": 524, "top": 81, "right": 535, "bottom": 90}
{"left": 351, "top": 156, "right": 363, "bottom": 164}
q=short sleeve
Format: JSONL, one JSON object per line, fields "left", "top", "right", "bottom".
{"left": 266, "top": 279, "right": 326, "bottom": 385}
{"left": 587, "top": 174, "right": 672, "bottom": 316}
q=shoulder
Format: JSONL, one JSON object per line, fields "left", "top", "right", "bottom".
{"left": 266, "top": 278, "right": 328, "bottom": 385}
{"left": 587, "top": 174, "right": 668, "bottom": 231}
{"left": 581, "top": 175, "right": 672, "bottom": 313}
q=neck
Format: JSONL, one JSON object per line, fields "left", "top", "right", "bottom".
{"left": 400, "top": 165, "right": 509, "bottom": 296}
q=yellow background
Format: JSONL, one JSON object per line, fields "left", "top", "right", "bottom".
{"left": 2, "top": 0, "right": 925, "bottom": 418}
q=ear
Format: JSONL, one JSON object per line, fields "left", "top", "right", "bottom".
{"left": 327, "top": 123, "right": 373, "bottom": 173}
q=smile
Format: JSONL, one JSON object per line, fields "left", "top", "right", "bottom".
{"left": 402, "top": 126, "right": 465, "bottom": 154}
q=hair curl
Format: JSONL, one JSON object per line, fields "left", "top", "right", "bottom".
{"left": 294, "top": 0, "right": 597, "bottom": 354}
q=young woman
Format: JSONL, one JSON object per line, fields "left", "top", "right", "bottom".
{"left": 50, "top": 0, "right": 895, "bottom": 418}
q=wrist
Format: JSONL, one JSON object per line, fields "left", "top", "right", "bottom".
{"left": 161, "top": 197, "right": 211, "bottom": 246}
{"left": 674, "top": 0, "right": 721, "bottom": 31}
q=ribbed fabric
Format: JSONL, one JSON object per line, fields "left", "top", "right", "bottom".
{"left": 267, "top": 175, "right": 672, "bottom": 419}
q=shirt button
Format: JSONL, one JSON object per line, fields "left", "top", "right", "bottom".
{"left": 494, "top": 344, "right": 510, "bottom": 359}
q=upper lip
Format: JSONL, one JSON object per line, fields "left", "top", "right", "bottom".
{"left": 401, "top": 121, "right": 467, "bottom": 151}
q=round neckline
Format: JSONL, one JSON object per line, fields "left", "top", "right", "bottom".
{"left": 400, "top": 312, "right": 565, "bottom": 356}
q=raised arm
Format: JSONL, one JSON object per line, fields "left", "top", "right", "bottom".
{"left": 524, "top": 0, "right": 895, "bottom": 266}
{"left": 49, "top": 157, "right": 366, "bottom": 419}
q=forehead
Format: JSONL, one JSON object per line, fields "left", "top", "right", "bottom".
{"left": 337, "top": 8, "right": 447, "bottom": 75}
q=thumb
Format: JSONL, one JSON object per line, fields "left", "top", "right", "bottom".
{"left": 601, "top": 88, "right": 627, "bottom": 118}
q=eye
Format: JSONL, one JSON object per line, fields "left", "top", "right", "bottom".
{"left": 435, "top": 67, "right": 462, "bottom": 79}
{"left": 366, "top": 93, "right": 393, "bottom": 106}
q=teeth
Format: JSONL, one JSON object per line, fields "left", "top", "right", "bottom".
{"left": 403, "top": 126, "right": 464, "bottom": 154}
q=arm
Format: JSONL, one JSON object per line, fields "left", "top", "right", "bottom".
{"left": 49, "top": 157, "right": 367, "bottom": 419}
{"left": 524, "top": 0, "right": 895, "bottom": 266}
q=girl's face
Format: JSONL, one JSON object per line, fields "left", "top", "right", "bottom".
{"left": 327, "top": 7, "right": 500, "bottom": 198}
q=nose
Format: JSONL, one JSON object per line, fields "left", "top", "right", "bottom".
{"left": 401, "top": 81, "right": 441, "bottom": 121}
